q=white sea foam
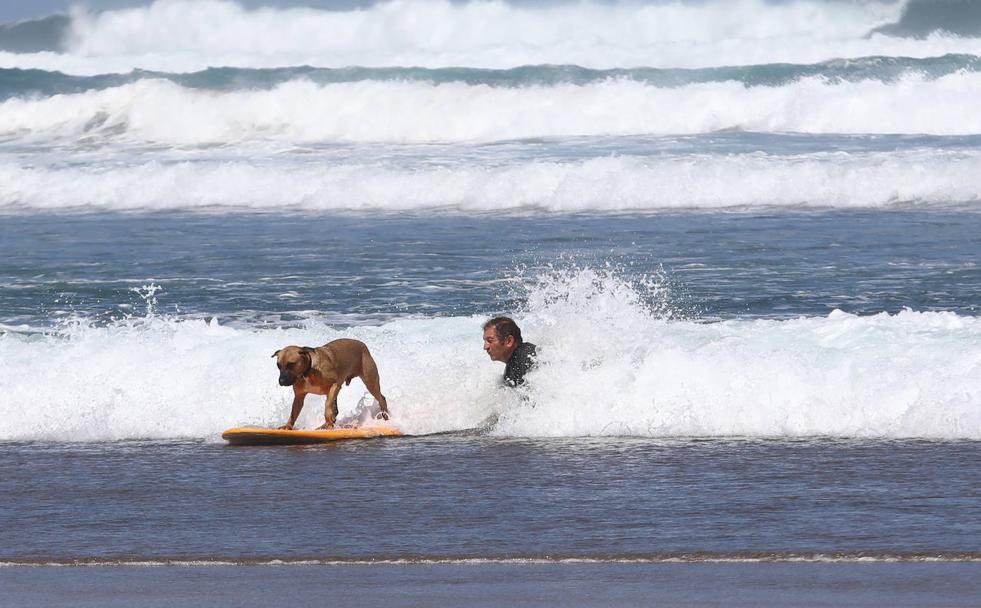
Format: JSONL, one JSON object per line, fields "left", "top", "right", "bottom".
{"left": 4, "top": 74, "right": 981, "bottom": 147}
{"left": 6, "top": 0, "right": 979, "bottom": 74}
{"left": 1, "top": 269, "right": 979, "bottom": 442}
{"left": 2, "top": 149, "right": 979, "bottom": 212}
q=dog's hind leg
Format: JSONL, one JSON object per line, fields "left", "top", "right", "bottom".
{"left": 361, "top": 352, "right": 390, "bottom": 421}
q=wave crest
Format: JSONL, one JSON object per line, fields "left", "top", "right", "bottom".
{"left": 5, "top": 0, "right": 974, "bottom": 74}
{"left": 5, "top": 73, "right": 981, "bottom": 146}
{"left": 2, "top": 269, "right": 980, "bottom": 442}
{"left": 3, "top": 149, "right": 980, "bottom": 212}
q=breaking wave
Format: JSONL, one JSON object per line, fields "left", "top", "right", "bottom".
{"left": 1, "top": 269, "right": 979, "bottom": 442}
{"left": 4, "top": 0, "right": 981, "bottom": 75}
{"left": 2, "top": 148, "right": 980, "bottom": 212}
{"left": 4, "top": 73, "right": 981, "bottom": 146}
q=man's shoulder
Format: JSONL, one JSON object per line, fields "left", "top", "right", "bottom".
{"left": 503, "top": 341, "right": 538, "bottom": 387}
{"left": 516, "top": 342, "right": 537, "bottom": 356}
{"left": 510, "top": 342, "right": 537, "bottom": 365}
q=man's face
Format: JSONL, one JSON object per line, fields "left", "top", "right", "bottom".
{"left": 483, "top": 327, "right": 516, "bottom": 362}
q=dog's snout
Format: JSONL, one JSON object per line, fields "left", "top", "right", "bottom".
{"left": 279, "top": 373, "right": 294, "bottom": 386}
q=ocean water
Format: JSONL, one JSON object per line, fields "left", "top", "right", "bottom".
{"left": 2, "top": 0, "right": 981, "bottom": 604}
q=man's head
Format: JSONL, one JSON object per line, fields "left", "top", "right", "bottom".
{"left": 483, "top": 316, "right": 523, "bottom": 362}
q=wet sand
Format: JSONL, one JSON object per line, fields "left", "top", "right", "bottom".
{"left": 4, "top": 562, "right": 980, "bottom": 607}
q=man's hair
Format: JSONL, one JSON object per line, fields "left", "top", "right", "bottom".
{"left": 483, "top": 316, "right": 523, "bottom": 345}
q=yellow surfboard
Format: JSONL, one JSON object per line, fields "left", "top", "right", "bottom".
{"left": 222, "top": 425, "right": 402, "bottom": 445}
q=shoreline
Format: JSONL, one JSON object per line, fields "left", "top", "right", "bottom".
{"left": 4, "top": 562, "right": 980, "bottom": 607}
{"left": 4, "top": 552, "right": 981, "bottom": 567}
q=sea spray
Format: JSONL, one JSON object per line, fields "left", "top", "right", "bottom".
{"left": 2, "top": 269, "right": 979, "bottom": 441}
{"left": 496, "top": 269, "right": 980, "bottom": 439}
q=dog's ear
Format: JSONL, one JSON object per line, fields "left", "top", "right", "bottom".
{"left": 299, "top": 347, "right": 315, "bottom": 365}
{"left": 271, "top": 349, "right": 280, "bottom": 358}
{"left": 299, "top": 347, "right": 315, "bottom": 376}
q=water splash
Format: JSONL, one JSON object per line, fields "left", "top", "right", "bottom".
{"left": 1, "top": 268, "right": 980, "bottom": 441}
{"left": 129, "top": 283, "right": 163, "bottom": 318}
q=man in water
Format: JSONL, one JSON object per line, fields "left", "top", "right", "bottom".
{"left": 482, "top": 316, "right": 537, "bottom": 386}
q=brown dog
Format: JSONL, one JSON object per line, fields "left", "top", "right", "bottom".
{"left": 272, "top": 338, "right": 389, "bottom": 429}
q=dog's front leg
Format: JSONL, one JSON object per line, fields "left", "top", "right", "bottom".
{"left": 280, "top": 391, "right": 306, "bottom": 430}
{"left": 319, "top": 383, "right": 341, "bottom": 429}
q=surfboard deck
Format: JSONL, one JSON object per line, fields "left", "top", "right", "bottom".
{"left": 222, "top": 425, "right": 402, "bottom": 445}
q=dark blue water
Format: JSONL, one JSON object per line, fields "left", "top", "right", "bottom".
{"left": 2, "top": 437, "right": 979, "bottom": 562}
{"left": 4, "top": 563, "right": 980, "bottom": 608}
{"left": 2, "top": 209, "right": 979, "bottom": 329}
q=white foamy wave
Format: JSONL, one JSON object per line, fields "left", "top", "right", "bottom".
{"left": 2, "top": 150, "right": 980, "bottom": 212}
{"left": 5, "top": 0, "right": 978, "bottom": 75}
{"left": 4, "top": 74, "right": 981, "bottom": 146}
{"left": 508, "top": 269, "right": 981, "bottom": 439}
{"left": 0, "top": 315, "right": 501, "bottom": 442}
{"left": 1, "top": 269, "right": 979, "bottom": 442}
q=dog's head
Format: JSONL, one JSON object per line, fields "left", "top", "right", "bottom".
{"left": 272, "top": 346, "right": 315, "bottom": 386}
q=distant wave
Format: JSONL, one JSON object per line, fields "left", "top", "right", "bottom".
{"left": 2, "top": 150, "right": 980, "bottom": 212}
{"left": 1, "top": 269, "right": 980, "bottom": 441}
{"left": 7, "top": 0, "right": 981, "bottom": 75}
{"left": 873, "top": 0, "right": 981, "bottom": 38}
{"left": 4, "top": 73, "right": 981, "bottom": 146}
{"left": 0, "top": 14, "right": 69, "bottom": 53}
{"left": 5, "top": 54, "right": 981, "bottom": 100}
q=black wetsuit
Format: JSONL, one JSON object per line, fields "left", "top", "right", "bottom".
{"left": 504, "top": 342, "right": 537, "bottom": 387}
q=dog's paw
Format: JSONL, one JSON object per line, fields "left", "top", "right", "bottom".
{"left": 278, "top": 424, "right": 294, "bottom": 430}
